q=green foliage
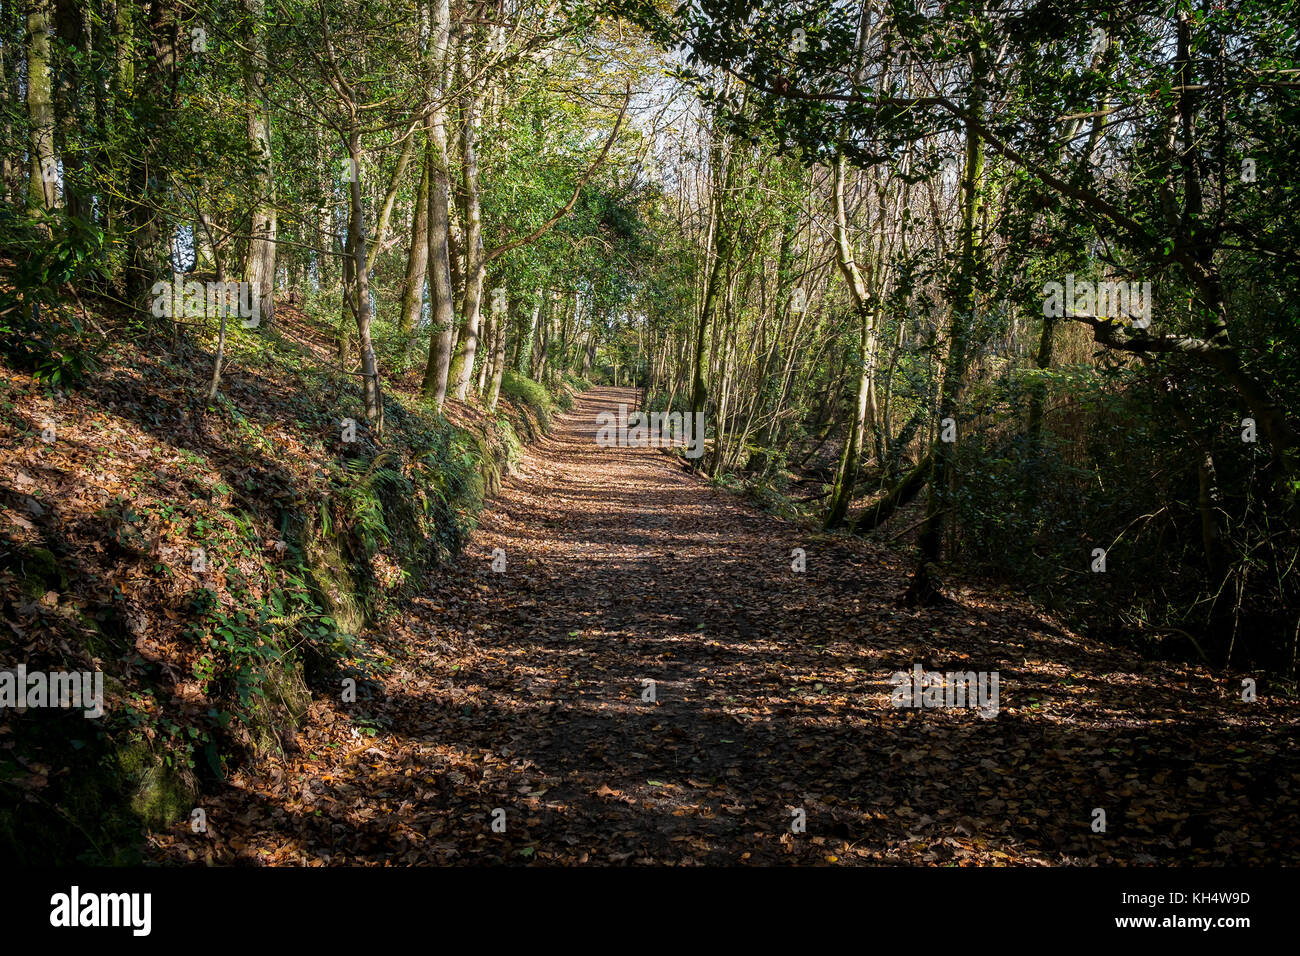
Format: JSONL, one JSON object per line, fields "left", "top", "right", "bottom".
{"left": 0, "top": 211, "right": 105, "bottom": 385}
{"left": 500, "top": 371, "right": 557, "bottom": 426}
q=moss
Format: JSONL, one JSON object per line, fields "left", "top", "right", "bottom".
{"left": 116, "top": 741, "right": 197, "bottom": 830}
{"left": 240, "top": 651, "right": 311, "bottom": 760}
{"left": 468, "top": 429, "right": 503, "bottom": 497}
{"left": 495, "top": 417, "right": 524, "bottom": 474}
{"left": 0, "top": 727, "right": 197, "bottom": 865}
{"left": 500, "top": 371, "right": 555, "bottom": 431}
{"left": 305, "top": 528, "right": 366, "bottom": 636}
{"left": 16, "top": 545, "right": 66, "bottom": 600}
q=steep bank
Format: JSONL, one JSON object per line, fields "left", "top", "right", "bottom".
{"left": 0, "top": 294, "right": 583, "bottom": 863}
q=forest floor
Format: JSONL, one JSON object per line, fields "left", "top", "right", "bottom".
{"left": 148, "top": 387, "right": 1300, "bottom": 865}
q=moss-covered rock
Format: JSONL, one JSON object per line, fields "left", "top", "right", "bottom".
{"left": 305, "top": 526, "right": 367, "bottom": 636}
{"left": 116, "top": 740, "right": 198, "bottom": 830}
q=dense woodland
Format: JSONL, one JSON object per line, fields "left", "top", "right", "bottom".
{"left": 1, "top": 0, "right": 1299, "bottom": 867}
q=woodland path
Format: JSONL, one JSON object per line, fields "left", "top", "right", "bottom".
{"left": 151, "top": 388, "right": 1300, "bottom": 865}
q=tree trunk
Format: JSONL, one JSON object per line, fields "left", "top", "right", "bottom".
{"left": 691, "top": 192, "right": 727, "bottom": 469}
{"left": 448, "top": 44, "right": 485, "bottom": 400}
{"left": 241, "top": 0, "right": 276, "bottom": 329}
{"left": 854, "top": 451, "right": 932, "bottom": 534}
{"left": 420, "top": 0, "right": 456, "bottom": 408}
{"left": 126, "top": 0, "right": 179, "bottom": 299}
{"left": 26, "top": 0, "right": 58, "bottom": 214}
{"left": 400, "top": 138, "right": 430, "bottom": 337}
{"left": 517, "top": 290, "right": 541, "bottom": 374}
{"left": 53, "top": 0, "right": 93, "bottom": 221}
{"left": 905, "top": 79, "right": 986, "bottom": 606}
{"left": 826, "top": 157, "right": 880, "bottom": 528}
{"left": 346, "top": 126, "right": 383, "bottom": 429}
{"left": 366, "top": 130, "right": 417, "bottom": 275}
{"left": 486, "top": 295, "right": 509, "bottom": 410}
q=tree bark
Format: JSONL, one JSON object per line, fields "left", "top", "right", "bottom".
{"left": 486, "top": 293, "right": 510, "bottom": 410}
{"left": 25, "top": 0, "right": 58, "bottom": 214}
{"left": 346, "top": 126, "right": 383, "bottom": 429}
{"left": 400, "top": 137, "right": 430, "bottom": 337}
{"left": 448, "top": 41, "right": 486, "bottom": 400}
{"left": 241, "top": 0, "right": 276, "bottom": 329}
{"left": 905, "top": 72, "right": 986, "bottom": 606}
{"left": 825, "top": 157, "right": 880, "bottom": 528}
{"left": 420, "top": 0, "right": 457, "bottom": 408}
{"left": 854, "top": 451, "right": 932, "bottom": 534}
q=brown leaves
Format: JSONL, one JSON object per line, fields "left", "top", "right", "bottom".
{"left": 132, "top": 388, "right": 1300, "bottom": 867}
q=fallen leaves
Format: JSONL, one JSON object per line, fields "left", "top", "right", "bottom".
{"left": 123, "top": 388, "right": 1300, "bottom": 866}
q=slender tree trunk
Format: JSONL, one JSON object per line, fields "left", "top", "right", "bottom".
{"left": 126, "top": 0, "right": 179, "bottom": 298}
{"left": 366, "top": 129, "right": 416, "bottom": 275}
{"left": 400, "top": 139, "right": 430, "bottom": 337}
{"left": 478, "top": 295, "right": 496, "bottom": 393}
{"left": 420, "top": 0, "right": 456, "bottom": 408}
{"left": 346, "top": 126, "right": 383, "bottom": 429}
{"left": 534, "top": 295, "right": 551, "bottom": 381}
{"left": 905, "top": 80, "right": 986, "bottom": 606}
{"left": 0, "top": 44, "right": 12, "bottom": 203}
{"left": 517, "top": 290, "right": 541, "bottom": 374}
{"left": 26, "top": 0, "right": 58, "bottom": 214}
{"left": 53, "top": 0, "right": 93, "bottom": 221}
{"left": 691, "top": 203, "right": 727, "bottom": 469}
{"left": 100, "top": 0, "right": 133, "bottom": 272}
{"left": 1024, "top": 308, "right": 1056, "bottom": 504}
{"left": 486, "top": 295, "right": 509, "bottom": 410}
{"left": 826, "top": 157, "right": 880, "bottom": 528}
{"left": 241, "top": 0, "right": 276, "bottom": 328}
{"left": 448, "top": 46, "right": 485, "bottom": 399}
